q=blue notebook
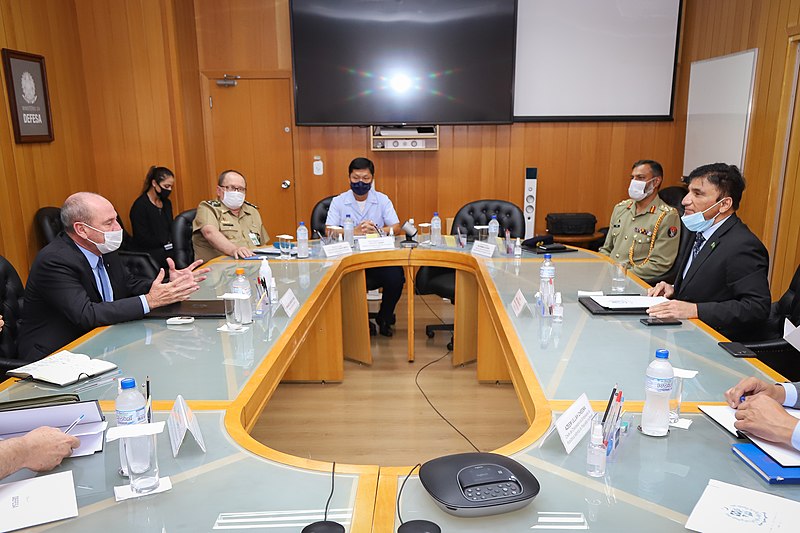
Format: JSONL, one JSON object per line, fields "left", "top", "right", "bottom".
{"left": 732, "top": 443, "right": 800, "bottom": 484}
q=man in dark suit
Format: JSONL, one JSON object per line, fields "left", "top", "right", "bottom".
{"left": 647, "top": 163, "right": 770, "bottom": 342}
{"left": 725, "top": 377, "right": 800, "bottom": 451}
{"left": 19, "top": 192, "right": 208, "bottom": 361}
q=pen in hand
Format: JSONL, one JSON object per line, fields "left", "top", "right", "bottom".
{"left": 64, "top": 414, "right": 84, "bottom": 434}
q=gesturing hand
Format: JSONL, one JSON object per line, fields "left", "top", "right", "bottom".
{"left": 146, "top": 268, "right": 200, "bottom": 309}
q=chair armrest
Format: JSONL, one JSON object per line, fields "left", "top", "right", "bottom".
{"left": 743, "top": 339, "right": 799, "bottom": 357}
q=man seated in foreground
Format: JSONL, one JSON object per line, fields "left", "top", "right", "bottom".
{"left": 726, "top": 377, "right": 800, "bottom": 450}
{"left": 19, "top": 192, "right": 208, "bottom": 361}
{"left": 0, "top": 427, "right": 80, "bottom": 479}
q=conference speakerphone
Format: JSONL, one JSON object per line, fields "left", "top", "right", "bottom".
{"left": 418, "top": 453, "right": 540, "bottom": 517}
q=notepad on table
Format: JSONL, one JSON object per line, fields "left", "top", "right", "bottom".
{"left": 732, "top": 443, "right": 800, "bottom": 484}
{"left": 5, "top": 350, "right": 117, "bottom": 387}
{"left": 589, "top": 295, "right": 667, "bottom": 309}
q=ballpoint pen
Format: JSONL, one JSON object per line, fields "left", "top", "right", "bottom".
{"left": 64, "top": 414, "right": 84, "bottom": 434}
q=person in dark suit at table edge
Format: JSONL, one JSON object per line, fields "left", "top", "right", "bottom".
{"left": 647, "top": 163, "right": 770, "bottom": 342}
{"left": 726, "top": 377, "right": 800, "bottom": 450}
{"left": 18, "top": 192, "right": 208, "bottom": 361}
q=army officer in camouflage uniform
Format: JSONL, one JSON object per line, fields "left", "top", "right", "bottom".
{"left": 599, "top": 160, "right": 680, "bottom": 283}
{"left": 192, "top": 169, "right": 269, "bottom": 263}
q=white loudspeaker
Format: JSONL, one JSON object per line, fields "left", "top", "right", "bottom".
{"left": 524, "top": 168, "right": 537, "bottom": 239}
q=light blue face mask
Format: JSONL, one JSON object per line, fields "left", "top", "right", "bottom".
{"left": 681, "top": 198, "right": 727, "bottom": 232}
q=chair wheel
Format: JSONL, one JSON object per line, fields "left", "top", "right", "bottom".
{"left": 426, "top": 331, "right": 435, "bottom": 338}
{"left": 447, "top": 341, "right": 454, "bottom": 351}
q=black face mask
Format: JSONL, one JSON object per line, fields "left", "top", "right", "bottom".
{"left": 350, "top": 181, "right": 371, "bottom": 196}
{"left": 156, "top": 185, "right": 172, "bottom": 201}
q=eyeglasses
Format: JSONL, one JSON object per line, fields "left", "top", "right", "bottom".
{"left": 220, "top": 185, "right": 246, "bottom": 193}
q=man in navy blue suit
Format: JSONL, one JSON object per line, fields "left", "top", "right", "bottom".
{"left": 19, "top": 192, "right": 208, "bottom": 361}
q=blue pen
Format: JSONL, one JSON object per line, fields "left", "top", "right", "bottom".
{"left": 64, "top": 414, "right": 84, "bottom": 434}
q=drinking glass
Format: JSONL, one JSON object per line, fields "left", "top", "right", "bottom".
{"left": 123, "top": 433, "right": 160, "bottom": 494}
{"left": 224, "top": 297, "right": 243, "bottom": 330}
{"left": 610, "top": 262, "right": 628, "bottom": 293}
{"left": 278, "top": 235, "right": 293, "bottom": 260}
{"left": 669, "top": 376, "right": 684, "bottom": 424}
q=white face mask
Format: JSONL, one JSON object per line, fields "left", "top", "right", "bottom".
{"left": 81, "top": 223, "right": 123, "bottom": 254}
{"left": 222, "top": 190, "right": 245, "bottom": 210}
{"left": 628, "top": 179, "right": 654, "bottom": 201}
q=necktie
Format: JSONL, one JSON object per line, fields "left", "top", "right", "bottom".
{"left": 692, "top": 232, "right": 706, "bottom": 261}
{"left": 95, "top": 257, "right": 113, "bottom": 302}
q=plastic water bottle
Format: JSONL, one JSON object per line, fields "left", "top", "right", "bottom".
{"left": 116, "top": 377, "right": 146, "bottom": 476}
{"left": 231, "top": 267, "right": 253, "bottom": 324}
{"left": 488, "top": 215, "right": 500, "bottom": 242}
{"left": 343, "top": 214, "right": 354, "bottom": 246}
{"left": 539, "top": 253, "right": 556, "bottom": 315}
{"left": 641, "top": 349, "right": 674, "bottom": 436}
{"left": 296, "top": 221, "right": 309, "bottom": 258}
{"left": 431, "top": 212, "right": 442, "bottom": 247}
{"left": 586, "top": 422, "right": 607, "bottom": 477}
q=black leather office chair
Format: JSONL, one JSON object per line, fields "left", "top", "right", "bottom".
{"left": 744, "top": 264, "right": 800, "bottom": 381}
{"left": 416, "top": 200, "right": 525, "bottom": 350}
{"left": 0, "top": 255, "right": 26, "bottom": 372}
{"left": 310, "top": 196, "right": 335, "bottom": 237}
{"left": 34, "top": 206, "right": 63, "bottom": 248}
{"left": 171, "top": 209, "right": 197, "bottom": 270}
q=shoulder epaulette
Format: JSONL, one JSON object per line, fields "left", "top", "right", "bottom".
{"left": 204, "top": 200, "right": 221, "bottom": 207}
{"left": 615, "top": 199, "right": 630, "bottom": 207}
{"left": 658, "top": 204, "right": 674, "bottom": 213}
{"left": 244, "top": 200, "right": 259, "bottom": 209}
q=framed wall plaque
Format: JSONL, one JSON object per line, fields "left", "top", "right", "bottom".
{"left": 2, "top": 48, "right": 54, "bottom": 143}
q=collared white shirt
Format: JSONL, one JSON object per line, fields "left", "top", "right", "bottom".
{"left": 325, "top": 189, "right": 400, "bottom": 228}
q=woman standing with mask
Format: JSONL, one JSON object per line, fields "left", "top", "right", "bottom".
{"left": 129, "top": 166, "right": 175, "bottom": 270}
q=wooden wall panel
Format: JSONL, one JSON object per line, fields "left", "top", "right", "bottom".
{"left": 0, "top": 0, "right": 96, "bottom": 279}
{"left": 74, "top": 0, "right": 180, "bottom": 231}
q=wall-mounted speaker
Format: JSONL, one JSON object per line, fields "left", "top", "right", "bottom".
{"left": 524, "top": 168, "right": 537, "bottom": 239}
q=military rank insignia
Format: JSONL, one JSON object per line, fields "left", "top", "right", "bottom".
{"left": 667, "top": 226, "right": 678, "bottom": 238}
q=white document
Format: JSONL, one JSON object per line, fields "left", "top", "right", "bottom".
{"left": 554, "top": 393, "right": 594, "bottom": 454}
{"left": 114, "top": 476, "right": 172, "bottom": 502}
{"left": 471, "top": 240, "right": 496, "bottom": 258}
{"left": 511, "top": 289, "right": 530, "bottom": 317}
{"left": 279, "top": 288, "right": 300, "bottom": 318}
{"left": 698, "top": 404, "right": 739, "bottom": 436}
{"left": 686, "top": 479, "right": 800, "bottom": 532}
{"left": 590, "top": 295, "right": 668, "bottom": 309}
{"left": 0, "top": 471, "right": 78, "bottom": 532}
{"left": 358, "top": 236, "right": 395, "bottom": 251}
{"left": 0, "top": 400, "right": 106, "bottom": 458}
{"left": 167, "top": 395, "right": 207, "bottom": 457}
{"left": 673, "top": 368, "right": 699, "bottom": 379}
{"left": 323, "top": 241, "right": 352, "bottom": 257}
{"left": 699, "top": 404, "right": 800, "bottom": 466}
{"left": 106, "top": 421, "right": 165, "bottom": 442}
{"left": 784, "top": 319, "right": 800, "bottom": 352}
{"left": 577, "top": 290, "right": 604, "bottom": 297}
{"left": 6, "top": 350, "right": 117, "bottom": 386}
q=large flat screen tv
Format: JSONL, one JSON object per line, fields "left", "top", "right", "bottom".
{"left": 290, "top": 0, "right": 517, "bottom": 126}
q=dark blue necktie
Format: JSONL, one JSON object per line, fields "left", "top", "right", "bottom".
{"left": 692, "top": 233, "right": 706, "bottom": 261}
{"left": 95, "top": 257, "right": 113, "bottom": 302}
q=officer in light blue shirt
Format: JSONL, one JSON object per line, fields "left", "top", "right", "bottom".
{"left": 726, "top": 377, "right": 800, "bottom": 451}
{"left": 325, "top": 157, "right": 404, "bottom": 336}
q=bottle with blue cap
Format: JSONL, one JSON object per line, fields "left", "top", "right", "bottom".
{"left": 641, "top": 349, "right": 674, "bottom": 436}
{"left": 115, "top": 377, "right": 147, "bottom": 475}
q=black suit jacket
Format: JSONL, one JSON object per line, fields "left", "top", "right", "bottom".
{"left": 19, "top": 232, "right": 153, "bottom": 361}
{"left": 673, "top": 214, "right": 770, "bottom": 342}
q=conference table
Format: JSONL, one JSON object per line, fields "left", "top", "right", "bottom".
{"left": 1, "top": 241, "right": 796, "bottom": 532}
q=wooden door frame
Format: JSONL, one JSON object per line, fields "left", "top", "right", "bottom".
{"left": 765, "top": 29, "right": 800, "bottom": 286}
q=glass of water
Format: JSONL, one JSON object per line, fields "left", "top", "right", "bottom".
{"left": 123, "top": 433, "right": 160, "bottom": 494}
{"left": 278, "top": 235, "right": 293, "bottom": 260}
{"left": 669, "top": 376, "right": 684, "bottom": 424}
{"left": 610, "top": 261, "right": 628, "bottom": 292}
{"left": 224, "top": 297, "right": 243, "bottom": 330}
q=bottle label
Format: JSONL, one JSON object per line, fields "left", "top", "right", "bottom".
{"left": 645, "top": 376, "right": 673, "bottom": 393}
{"left": 116, "top": 407, "right": 146, "bottom": 425}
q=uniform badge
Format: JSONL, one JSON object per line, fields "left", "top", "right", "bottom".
{"left": 667, "top": 226, "right": 678, "bottom": 238}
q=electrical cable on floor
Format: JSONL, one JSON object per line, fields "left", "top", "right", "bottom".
{"left": 414, "top": 349, "right": 481, "bottom": 453}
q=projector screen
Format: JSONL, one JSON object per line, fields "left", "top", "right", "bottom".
{"left": 514, "top": 0, "right": 681, "bottom": 120}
